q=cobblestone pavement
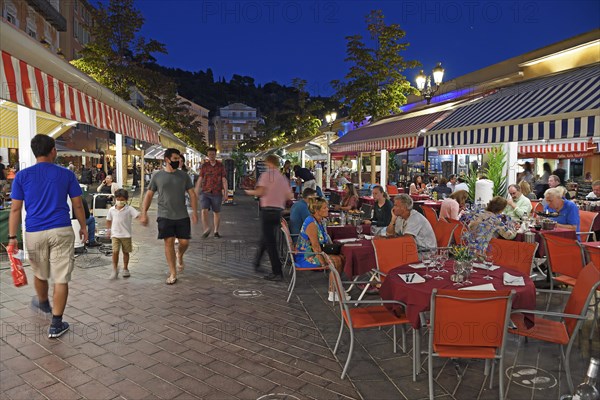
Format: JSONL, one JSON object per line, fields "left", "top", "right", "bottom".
{"left": 1, "top": 192, "right": 598, "bottom": 400}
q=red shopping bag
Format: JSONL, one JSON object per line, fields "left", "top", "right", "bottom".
{"left": 5, "top": 244, "right": 28, "bottom": 287}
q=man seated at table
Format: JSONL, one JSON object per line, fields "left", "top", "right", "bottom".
{"left": 544, "top": 187, "right": 580, "bottom": 233}
{"left": 289, "top": 188, "right": 317, "bottom": 238}
{"left": 586, "top": 180, "right": 600, "bottom": 200}
{"left": 431, "top": 177, "right": 452, "bottom": 198}
{"left": 362, "top": 185, "right": 392, "bottom": 236}
{"left": 503, "top": 184, "right": 532, "bottom": 220}
{"left": 386, "top": 194, "right": 436, "bottom": 254}
{"left": 547, "top": 174, "right": 570, "bottom": 200}
{"left": 453, "top": 176, "right": 469, "bottom": 193}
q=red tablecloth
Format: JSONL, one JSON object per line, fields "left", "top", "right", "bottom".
{"left": 582, "top": 241, "right": 600, "bottom": 265}
{"left": 327, "top": 224, "right": 371, "bottom": 241}
{"left": 379, "top": 261, "right": 537, "bottom": 329}
{"left": 360, "top": 196, "right": 375, "bottom": 205}
{"left": 514, "top": 227, "right": 577, "bottom": 257}
{"left": 338, "top": 239, "right": 376, "bottom": 278}
{"left": 592, "top": 214, "right": 600, "bottom": 231}
{"left": 410, "top": 194, "right": 431, "bottom": 201}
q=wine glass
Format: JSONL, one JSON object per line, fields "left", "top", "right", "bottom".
{"left": 422, "top": 251, "right": 433, "bottom": 279}
{"left": 433, "top": 252, "right": 444, "bottom": 280}
{"left": 356, "top": 224, "right": 363, "bottom": 240}
{"left": 483, "top": 252, "right": 494, "bottom": 280}
{"left": 463, "top": 263, "right": 474, "bottom": 285}
{"left": 438, "top": 248, "right": 449, "bottom": 272}
{"left": 452, "top": 262, "right": 464, "bottom": 286}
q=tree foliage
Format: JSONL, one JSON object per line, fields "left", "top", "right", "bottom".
{"left": 71, "top": 0, "right": 205, "bottom": 151}
{"left": 332, "top": 10, "right": 420, "bottom": 124}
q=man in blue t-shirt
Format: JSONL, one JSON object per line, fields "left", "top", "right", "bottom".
{"left": 8, "top": 134, "right": 87, "bottom": 339}
{"left": 544, "top": 187, "right": 580, "bottom": 239}
{"left": 290, "top": 188, "right": 317, "bottom": 237}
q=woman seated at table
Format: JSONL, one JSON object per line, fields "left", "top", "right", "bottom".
{"left": 410, "top": 175, "right": 427, "bottom": 195}
{"left": 334, "top": 183, "right": 359, "bottom": 211}
{"left": 544, "top": 187, "right": 580, "bottom": 232}
{"left": 296, "top": 197, "right": 349, "bottom": 302}
{"left": 519, "top": 180, "right": 537, "bottom": 200}
{"left": 362, "top": 185, "right": 392, "bottom": 236}
{"left": 431, "top": 177, "right": 452, "bottom": 198}
{"left": 439, "top": 190, "right": 469, "bottom": 221}
{"left": 468, "top": 196, "right": 517, "bottom": 248}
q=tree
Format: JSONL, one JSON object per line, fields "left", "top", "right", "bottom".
{"left": 72, "top": 0, "right": 205, "bottom": 151}
{"left": 331, "top": 10, "right": 420, "bottom": 124}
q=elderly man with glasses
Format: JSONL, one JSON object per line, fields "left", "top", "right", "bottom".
{"left": 503, "top": 184, "right": 532, "bottom": 220}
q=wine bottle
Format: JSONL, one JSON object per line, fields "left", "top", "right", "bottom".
{"left": 572, "top": 358, "right": 600, "bottom": 400}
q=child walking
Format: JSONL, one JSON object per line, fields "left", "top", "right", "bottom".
{"left": 106, "top": 189, "right": 140, "bottom": 279}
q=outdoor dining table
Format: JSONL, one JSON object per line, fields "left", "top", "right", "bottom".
{"left": 336, "top": 238, "right": 377, "bottom": 278}
{"left": 327, "top": 224, "right": 371, "bottom": 241}
{"left": 410, "top": 194, "right": 431, "bottom": 201}
{"left": 379, "top": 259, "right": 536, "bottom": 378}
{"left": 421, "top": 201, "right": 442, "bottom": 211}
{"left": 359, "top": 196, "right": 375, "bottom": 205}
{"left": 513, "top": 227, "right": 577, "bottom": 257}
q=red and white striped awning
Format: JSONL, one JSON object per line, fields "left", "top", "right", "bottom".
{"left": 436, "top": 140, "right": 597, "bottom": 157}
{"left": 331, "top": 136, "right": 418, "bottom": 154}
{"left": 1, "top": 51, "right": 159, "bottom": 144}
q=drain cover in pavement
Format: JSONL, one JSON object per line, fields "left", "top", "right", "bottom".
{"left": 257, "top": 395, "right": 301, "bottom": 400}
{"left": 506, "top": 365, "right": 557, "bottom": 389}
{"left": 233, "top": 289, "right": 263, "bottom": 298}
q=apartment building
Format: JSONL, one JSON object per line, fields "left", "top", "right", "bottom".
{"left": 177, "top": 95, "right": 210, "bottom": 146}
{"left": 213, "top": 103, "right": 260, "bottom": 157}
{"left": 60, "top": 0, "right": 94, "bottom": 60}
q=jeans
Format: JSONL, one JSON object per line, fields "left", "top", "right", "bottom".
{"left": 254, "top": 208, "right": 283, "bottom": 275}
{"left": 86, "top": 216, "right": 96, "bottom": 243}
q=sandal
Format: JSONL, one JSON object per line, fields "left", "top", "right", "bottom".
{"left": 166, "top": 276, "right": 177, "bottom": 285}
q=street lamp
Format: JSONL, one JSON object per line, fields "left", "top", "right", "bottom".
{"left": 324, "top": 112, "right": 337, "bottom": 189}
{"left": 415, "top": 62, "right": 445, "bottom": 105}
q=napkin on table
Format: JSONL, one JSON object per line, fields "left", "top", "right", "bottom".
{"left": 459, "top": 283, "right": 496, "bottom": 291}
{"left": 503, "top": 272, "right": 525, "bottom": 286}
{"left": 472, "top": 262, "right": 500, "bottom": 271}
{"left": 337, "top": 238, "right": 359, "bottom": 244}
{"left": 399, "top": 273, "right": 426, "bottom": 284}
{"left": 409, "top": 263, "right": 427, "bottom": 269}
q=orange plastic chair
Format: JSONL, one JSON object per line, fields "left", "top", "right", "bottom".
{"left": 433, "top": 220, "right": 457, "bottom": 248}
{"left": 509, "top": 262, "right": 600, "bottom": 392}
{"left": 422, "top": 205, "right": 438, "bottom": 229}
{"left": 582, "top": 244, "right": 600, "bottom": 267}
{"left": 386, "top": 185, "right": 399, "bottom": 196}
{"left": 428, "top": 289, "right": 515, "bottom": 400}
{"left": 530, "top": 201, "right": 543, "bottom": 215}
{"left": 280, "top": 218, "right": 327, "bottom": 302}
{"left": 355, "top": 236, "right": 420, "bottom": 302}
{"left": 444, "top": 217, "right": 467, "bottom": 246}
{"left": 488, "top": 238, "right": 538, "bottom": 276}
{"left": 540, "top": 232, "right": 585, "bottom": 290}
{"left": 577, "top": 210, "right": 598, "bottom": 242}
{"left": 329, "top": 260, "right": 411, "bottom": 379}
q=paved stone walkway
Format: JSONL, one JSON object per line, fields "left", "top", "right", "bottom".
{"left": 1, "top": 191, "right": 598, "bottom": 399}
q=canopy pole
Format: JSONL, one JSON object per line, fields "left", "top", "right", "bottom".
{"left": 115, "top": 133, "right": 124, "bottom": 188}
{"left": 370, "top": 152, "right": 376, "bottom": 184}
{"left": 380, "top": 149, "right": 388, "bottom": 188}
{"left": 140, "top": 149, "right": 145, "bottom": 201}
{"left": 504, "top": 142, "right": 519, "bottom": 187}
{"left": 17, "top": 105, "right": 37, "bottom": 254}
{"left": 358, "top": 154, "right": 362, "bottom": 188}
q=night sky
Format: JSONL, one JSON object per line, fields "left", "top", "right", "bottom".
{"left": 127, "top": 0, "right": 599, "bottom": 96}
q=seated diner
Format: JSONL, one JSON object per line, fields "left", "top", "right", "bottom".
{"left": 386, "top": 194, "right": 436, "bottom": 254}
{"left": 468, "top": 196, "right": 517, "bottom": 249}
{"left": 544, "top": 187, "right": 580, "bottom": 232}
{"left": 439, "top": 190, "right": 468, "bottom": 221}
{"left": 362, "top": 185, "right": 392, "bottom": 236}
{"left": 334, "top": 183, "right": 359, "bottom": 211}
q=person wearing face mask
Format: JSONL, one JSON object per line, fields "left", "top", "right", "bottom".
{"left": 141, "top": 149, "right": 198, "bottom": 285}
{"left": 106, "top": 189, "right": 140, "bottom": 279}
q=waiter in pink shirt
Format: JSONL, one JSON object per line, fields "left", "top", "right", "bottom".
{"left": 245, "top": 154, "right": 294, "bottom": 281}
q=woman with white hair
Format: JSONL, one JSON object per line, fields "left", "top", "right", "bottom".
{"left": 544, "top": 187, "right": 580, "bottom": 232}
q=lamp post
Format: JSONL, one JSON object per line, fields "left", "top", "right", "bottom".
{"left": 415, "top": 62, "right": 445, "bottom": 105}
{"left": 325, "top": 111, "right": 337, "bottom": 189}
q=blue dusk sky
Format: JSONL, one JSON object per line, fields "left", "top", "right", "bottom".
{"left": 120, "top": 1, "right": 598, "bottom": 96}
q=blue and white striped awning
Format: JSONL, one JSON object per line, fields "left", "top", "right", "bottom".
{"left": 425, "top": 65, "right": 600, "bottom": 148}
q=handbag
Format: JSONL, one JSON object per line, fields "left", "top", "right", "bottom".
{"left": 323, "top": 243, "right": 342, "bottom": 255}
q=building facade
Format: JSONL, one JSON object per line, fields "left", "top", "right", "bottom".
{"left": 59, "top": 0, "right": 94, "bottom": 60}
{"left": 213, "top": 103, "right": 260, "bottom": 157}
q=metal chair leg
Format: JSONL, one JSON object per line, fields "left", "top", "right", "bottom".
{"left": 286, "top": 269, "right": 297, "bottom": 302}
{"left": 341, "top": 326, "right": 354, "bottom": 379}
{"left": 333, "top": 317, "right": 344, "bottom": 355}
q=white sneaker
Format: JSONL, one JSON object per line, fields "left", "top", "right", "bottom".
{"left": 109, "top": 269, "right": 119, "bottom": 280}
{"left": 328, "top": 291, "right": 351, "bottom": 302}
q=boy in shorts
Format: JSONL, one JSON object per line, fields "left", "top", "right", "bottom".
{"left": 106, "top": 189, "right": 140, "bottom": 279}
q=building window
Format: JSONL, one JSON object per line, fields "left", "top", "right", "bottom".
{"left": 223, "top": 134, "right": 228, "bottom": 140}
{"left": 232, "top": 127, "right": 241, "bottom": 132}
{"left": 3, "top": 2, "right": 18, "bottom": 26}
{"left": 26, "top": 19, "right": 37, "bottom": 39}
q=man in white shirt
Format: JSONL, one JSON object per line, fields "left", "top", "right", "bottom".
{"left": 446, "top": 175, "right": 457, "bottom": 192}
{"left": 504, "top": 184, "right": 532, "bottom": 219}
{"left": 453, "top": 177, "right": 469, "bottom": 193}
{"left": 586, "top": 180, "right": 600, "bottom": 200}
{"left": 387, "top": 194, "right": 437, "bottom": 253}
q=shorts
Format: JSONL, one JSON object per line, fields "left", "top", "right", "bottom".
{"left": 25, "top": 226, "right": 75, "bottom": 284}
{"left": 112, "top": 237, "right": 133, "bottom": 253}
{"left": 201, "top": 193, "right": 223, "bottom": 212}
{"left": 157, "top": 217, "right": 191, "bottom": 240}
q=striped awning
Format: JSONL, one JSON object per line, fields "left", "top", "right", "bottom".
{"left": 425, "top": 65, "right": 600, "bottom": 148}
{"left": 1, "top": 50, "right": 159, "bottom": 144}
{"left": 437, "top": 147, "right": 491, "bottom": 155}
{"left": 436, "top": 140, "right": 597, "bottom": 157}
{"left": 330, "top": 111, "right": 448, "bottom": 154}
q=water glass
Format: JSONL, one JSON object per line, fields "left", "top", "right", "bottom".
{"left": 356, "top": 224, "right": 363, "bottom": 239}
{"left": 438, "top": 249, "right": 449, "bottom": 272}
{"left": 483, "top": 252, "right": 494, "bottom": 280}
{"left": 422, "top": 251, "right": 433, "bottom": 279}
{"left": 433, "top": 253, "right": 444, "bottom": 280}
{"left": 463, "top": 263, "right": 474, "bottom": 285}
{"left": 452, "top": 262, "right": 464, "bottom": 286}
